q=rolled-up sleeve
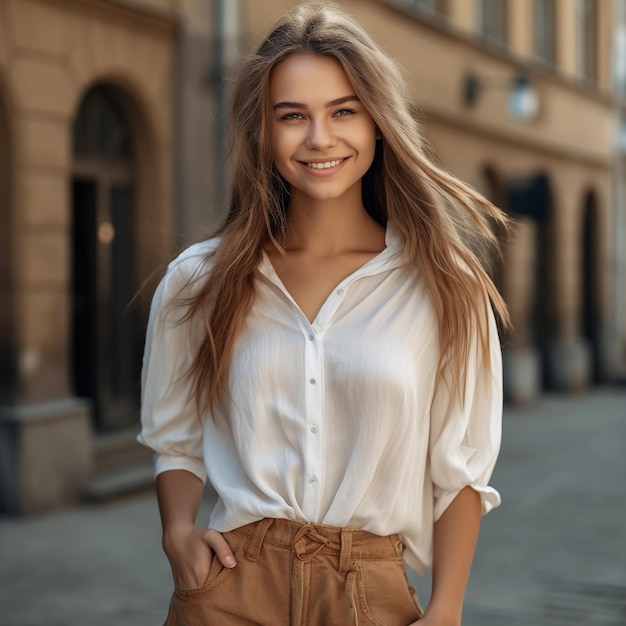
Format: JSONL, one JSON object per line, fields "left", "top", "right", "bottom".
{"left": 429, "top": 305, "right": 503, "bottom": 521}
{"left": 137, "top": 251, "right": 211, "bottom": 483}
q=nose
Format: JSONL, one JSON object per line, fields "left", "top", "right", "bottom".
{"left": 305, "top": 119, "right": 336, "bottom": 150}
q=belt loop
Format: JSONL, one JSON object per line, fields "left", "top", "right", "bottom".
{"left": 245, "top": 518, "right": 274, "bottom": 562}
{"left": 339, "top": 528, "right": 353, "bottom": 574}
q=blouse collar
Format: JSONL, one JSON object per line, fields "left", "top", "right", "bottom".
{"left": 258, "top": 223, "right": 406, "bottom": 285}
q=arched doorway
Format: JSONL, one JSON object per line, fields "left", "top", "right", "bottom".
{"left": 0, "top": 85, "right": 14, "bottom": 402}
{"left": 506, "top": 172, "right": 555, "bottom": 388}
{"left": 581, "top": 190, "right": 602, "bottom": 382}
{"left": 71, "top": 84, "right": 141, "bottom": 431}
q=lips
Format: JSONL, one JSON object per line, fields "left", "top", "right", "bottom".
{"left": 304, "top": 158, "right": 345, "bottom": 169}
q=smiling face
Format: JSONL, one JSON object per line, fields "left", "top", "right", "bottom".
{"left": 270, "top": 54, "right": 378, "bottom": 208}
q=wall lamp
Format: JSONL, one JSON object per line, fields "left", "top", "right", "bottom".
{"left": 462, "top": 70, "right": 539, "bottom": 121}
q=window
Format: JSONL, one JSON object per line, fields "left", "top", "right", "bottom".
{"left": 393, "top": 0, "right": 446, "bottom": 17}
{"left": 576, "top": 0, "right": 597, "bottom": 81}
{"left": 614, "top": 0, "right": 626, "bottom": 95}
{"left": 534, "top": 0, "right": 555, "bottom": 65}
{"left": 73, "top": 88, "right": 133, "bottom": 162}
{"left": 478, "top": 0, "right": 507, "bottom": 46}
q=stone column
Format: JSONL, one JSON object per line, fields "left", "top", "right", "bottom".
{"left": 546, "top": 173, "right": 591, "bottom": 391}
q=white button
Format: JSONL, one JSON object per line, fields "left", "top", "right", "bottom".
{"left": 311, "top": 426, "right": 319, "bottom": 433}
{"left": 308, "top": 334, "right": 314, "bottom": 341}
{"left": 336, "top": 288, "right": 344, "bottom": 296}
{"left": 309, "top": 378, "right": 316, "bottom": 385}
{"left": 308, "top": 476, "right": 317, "bottom": 483}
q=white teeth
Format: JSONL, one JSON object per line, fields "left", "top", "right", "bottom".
{"left": 307, "top": 159, "right": 343, "bottom": 169}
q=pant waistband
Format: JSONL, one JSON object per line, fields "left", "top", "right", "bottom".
{"left": 230, "top": 518, "right": 404, "bottom": 574}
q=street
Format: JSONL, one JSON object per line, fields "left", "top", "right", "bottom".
{"left": 1, "top": 389, "right": 625, "bottom": 626}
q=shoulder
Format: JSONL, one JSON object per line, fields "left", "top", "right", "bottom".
{"left": 161, "top": 237, "right": 221, "bottom": 292}
{"left": 168, "top": 237, "right": 221, "bottom": 275}
{"left": 148, "top": 237, "right": 221, "bottom": 324}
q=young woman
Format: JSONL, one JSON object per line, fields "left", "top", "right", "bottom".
{"left": 139, "top": 3, "right": 509, "bottom": 625}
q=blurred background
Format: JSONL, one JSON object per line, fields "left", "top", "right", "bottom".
{"left": 0, "top": 0, "right": 625, "bottom": 624}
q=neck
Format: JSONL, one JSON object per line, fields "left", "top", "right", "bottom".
{"left": 284, "top": 186, "right": 384, "bottom": 256}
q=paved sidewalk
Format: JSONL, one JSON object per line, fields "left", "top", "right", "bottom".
{"left": 1, "top": 389, "right": 625, "bottom": 626}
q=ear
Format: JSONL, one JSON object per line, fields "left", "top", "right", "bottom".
{"left": 375, "top": 126, "right": 383, "bottom": 140}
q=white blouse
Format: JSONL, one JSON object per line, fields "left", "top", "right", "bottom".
{"left": 138, "top": 227, "right": 502, "bottom": 574}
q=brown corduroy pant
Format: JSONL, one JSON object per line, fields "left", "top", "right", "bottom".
{"left": 164, "top": 517, "right": 423, "bottom": 626}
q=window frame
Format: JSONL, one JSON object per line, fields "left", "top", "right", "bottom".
{"left": 477, "top": 0, "right": 508, "bottom": 47}
{"left": 533, "top": 0, "right": 556, "bottom": 66}
{"left": 390, "top": 0, "right": 447, "bottom": 18}
{"left": 576, "top": 0, "right": 598, "bottom": 82}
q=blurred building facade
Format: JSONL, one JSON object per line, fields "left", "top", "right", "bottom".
{"left": 0, "top": 0, "right": 624, "bottom": 514}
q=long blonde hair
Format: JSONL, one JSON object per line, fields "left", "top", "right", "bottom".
{"left": 181, "top": 1, "right": 510, "bottom": 416}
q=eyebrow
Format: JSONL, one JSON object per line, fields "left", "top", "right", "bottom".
{"left": 272, "top": 95, "right": 360, "bottom": 110}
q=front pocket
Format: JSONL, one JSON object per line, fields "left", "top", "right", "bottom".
{"left": 353, "top": 560, "right": 422, "bottom": 626}
{"left": 174, "top": 554, "right": 233, "bottom": 599}
{"left": 174, "top": 531, "right": 244, "bottom": 599}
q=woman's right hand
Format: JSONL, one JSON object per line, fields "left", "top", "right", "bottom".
{"left": 162, "top": 522, "right": 237, "bottom": 589}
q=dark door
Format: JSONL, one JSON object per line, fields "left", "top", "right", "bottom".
{"left": 71, "top": 86, "right": 139, "bottom": 431}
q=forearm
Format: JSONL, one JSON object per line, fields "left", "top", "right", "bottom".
{"left": 426, "top": 486, "right": 482, "bottom": 626}
{"left": 156, "top": 469, "right": 236, "bottom": 585}
{"left": 156, "top": 469, "right": 205, "bottom": 534}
